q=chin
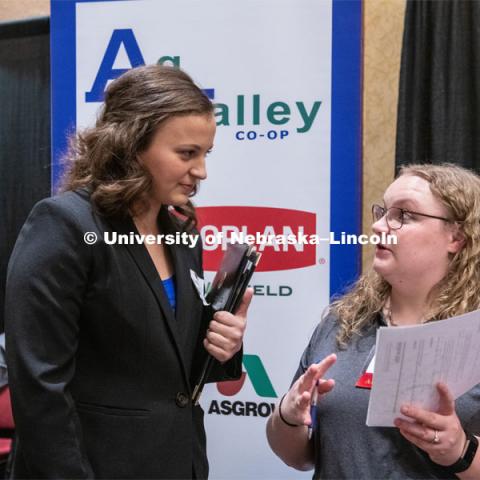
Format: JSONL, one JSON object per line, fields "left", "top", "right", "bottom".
{"left": 161, "top": 191, "right": 186, "bottom": 203}
{"left": 168, "top": 197, "right": 190, "bottom": 208}
{"left": 372, "top": 260, "right": 390, "bottom": 278}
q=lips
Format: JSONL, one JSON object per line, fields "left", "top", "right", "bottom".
{"left": 376, "top": 244, "right": 392, "bottom": 254}
{"left": 179, "top": 183, "right": 194, "bottom": 194}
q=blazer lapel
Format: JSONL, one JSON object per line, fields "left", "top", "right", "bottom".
{"left": 105, "top": 215, "right": 190, "bottom": 387}
{"left": 169, "top": 242, "right": 194, "bottom": 327}
{"left": 168, "top": 238, "right": 208, "bottom": 386}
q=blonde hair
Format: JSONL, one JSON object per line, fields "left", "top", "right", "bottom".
{"left": 333, "top": 163, "right": 480, "bottom": 348}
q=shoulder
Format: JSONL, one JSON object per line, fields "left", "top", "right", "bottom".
{"left": 9, "top": 189, "right": 96, "bottom": 272}
{"left": 22, "top": 189, "right": 113, "bottom": 245}
{"left": 29, "top": 188, "right": 94, "bottom": 225}
{"left": 297, "top": 312, "right": 340, "bottom": 367}
{"left": 301, "top": 309, "right": 379, "bottom": 360}
{"left": 309, "top": 311, "right": 341, "bottom": 346}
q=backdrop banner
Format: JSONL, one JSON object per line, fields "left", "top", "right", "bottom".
{"left": 51, "top": 1, "right": 362, "bottom": 477}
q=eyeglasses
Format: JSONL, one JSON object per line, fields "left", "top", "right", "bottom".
{"left": 371, "top": 204, "right": 453, "bottom": 230}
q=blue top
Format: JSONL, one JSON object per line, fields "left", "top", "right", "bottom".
{"left": 162, "top": 276, "right": 176, "bottom": 312}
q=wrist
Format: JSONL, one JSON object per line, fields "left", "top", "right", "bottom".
{"left": 441, "top": 431, "right": 478, "bottom": 475}
{"left": 277, "top": 394, "right": 302, "bottom": 428}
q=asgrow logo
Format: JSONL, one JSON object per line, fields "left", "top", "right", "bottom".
{"left": 217, "top": 354, "right": 277, "bottom": 398}
{"left": 197, "top": 206, "right": 317, "bottom": 272}
{"left": 208, "top": 354, "right": 277, "bottom": 418}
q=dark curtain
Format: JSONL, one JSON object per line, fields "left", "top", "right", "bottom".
{"left": 0, "top": 17, "right": 51, "bottom": 330}
{"left": 396, "top": 0, "right": 480, "bottom": 171}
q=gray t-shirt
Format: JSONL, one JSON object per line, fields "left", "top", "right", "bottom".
{"left": 293, "top": 314, "right": 480, "bottom": 480}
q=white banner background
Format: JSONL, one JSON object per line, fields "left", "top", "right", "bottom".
{"left": 52, "top": 0, "right": 358, "bottom": 477}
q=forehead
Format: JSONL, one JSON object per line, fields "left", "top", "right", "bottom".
{"left": 384, "top": 174, "right": 439, "bottom": 208}
{"left": 155, "top": 114, "right": 216, "bottom": 141}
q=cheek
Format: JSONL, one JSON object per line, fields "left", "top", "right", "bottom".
{"left": 398, "top": 226, "right": 448, "bottom": 247}
{"left": 421, "top": 228, "right": 452, "bottom": 250}
{"left": 147, "top": 167, "right": 176, "bottom": 197}
{"left": 404, "top": 231, "right": 451, "bottom": 264}
{"left": 147, "top": 161, "right": 178, "bottom": 185}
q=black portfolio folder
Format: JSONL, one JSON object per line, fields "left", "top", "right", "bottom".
{"left": 192, "top": 243, "right": 261, "bottom": 404}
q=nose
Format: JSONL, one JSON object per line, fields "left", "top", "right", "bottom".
{"left": 190, "top": 155, "right": 207, "bottom": 181}
{"left": 372, "top": 214, "right": 390, "bottom": 235}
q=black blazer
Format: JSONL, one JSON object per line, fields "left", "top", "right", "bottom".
{"left": 4, "top": 189, "right": 241, "bottom": 479}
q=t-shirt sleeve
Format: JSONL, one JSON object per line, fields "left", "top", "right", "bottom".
{"left": 291, "top": 313, "right": 339, "bottom": 386}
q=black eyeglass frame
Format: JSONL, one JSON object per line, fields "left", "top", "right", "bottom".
{"left": 371, "top": 204, "right": 454, "bottom": 230}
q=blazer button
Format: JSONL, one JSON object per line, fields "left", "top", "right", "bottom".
{"left": 175, "top": 392, "right": 189, "bottom": 408}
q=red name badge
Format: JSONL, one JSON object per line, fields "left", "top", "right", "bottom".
{"left": 355, "top": 354, "right": 375, "bottom": 389}
{"left": 355, "top": 372, "right": 373, "bottom": 389}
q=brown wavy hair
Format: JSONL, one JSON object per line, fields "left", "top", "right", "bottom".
{"left": 332, "top": 163, "right": 480, "bottom": 348}
{"left": 61, "top": 64, "right": 214, "bottom": 230}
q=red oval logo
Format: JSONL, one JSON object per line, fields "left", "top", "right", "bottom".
{"left": 197, "top": 206, "right": 316, "bottom": 272}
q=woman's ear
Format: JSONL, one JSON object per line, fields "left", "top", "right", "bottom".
{"left": 447, "top": 223, "right": 466, "bottom": 254}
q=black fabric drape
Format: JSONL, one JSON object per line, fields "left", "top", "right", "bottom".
{"left": 396, "top": 0, "right": 480, "bottom": 171}
{"left": 0, "top": 17, "right": 51, "bottom": 330}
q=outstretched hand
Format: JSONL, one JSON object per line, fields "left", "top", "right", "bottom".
{"left": 280, "top": 353, "right": 337, "bottom": 427}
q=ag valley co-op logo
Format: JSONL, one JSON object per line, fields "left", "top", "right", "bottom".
{"left": 83, "top": 29, "right": 323, "bottom": 141}
{"left": 198, "top": 206, "right": 318, "bottom": 416}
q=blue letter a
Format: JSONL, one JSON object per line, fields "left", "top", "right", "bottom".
{"left": 85, "top": 29, "right": 145, "bottom": 103}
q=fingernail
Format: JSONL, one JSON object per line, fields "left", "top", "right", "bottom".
{"left": 394, "top": 418, "right": 401, "bottom": 427}
{"left": 400, "top": 405, "right": 409, "bottom": 414}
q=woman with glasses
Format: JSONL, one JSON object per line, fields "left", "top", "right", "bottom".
{"left": 267, "top": 164, "right": 480, "bottom": 479}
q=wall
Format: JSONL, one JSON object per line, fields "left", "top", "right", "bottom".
{"left": 362, "top": 0, "right": 406, "bottom": 271}
{"left": 0, "top": 0, "right": 50, "bottom": 21}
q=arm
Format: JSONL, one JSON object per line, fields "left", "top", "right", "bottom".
{"left": 395, "top": 382, "right": 480, "bottom": 479}
{"left": 5, "top": 199, "right": 94, "bottom": 478}
{"left": 266, "top": 354, "right": 336, "bottom": 471}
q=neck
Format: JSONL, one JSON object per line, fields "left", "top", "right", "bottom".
{"left": 133, "top": 203, "right": 161, "bottom": 235}
{"left": 388, "top": 289, "right": 430, "bottom": 326}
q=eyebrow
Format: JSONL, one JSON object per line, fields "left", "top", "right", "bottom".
{"left": 177, "top": 144, "right": 201, "bottom": 149}
{"left": 383, "top": 198, "right": 420, "bottom": 210}
{"left": 177, "top": 144, "right": 214, "bottom": 150}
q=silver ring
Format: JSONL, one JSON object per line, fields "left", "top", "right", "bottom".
{"left": 431, "top": 429, "right": 440, "bottom": 444}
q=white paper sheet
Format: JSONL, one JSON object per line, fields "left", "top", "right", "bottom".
{"left": 366, "top": 309, "right": 480, "bottom": 427}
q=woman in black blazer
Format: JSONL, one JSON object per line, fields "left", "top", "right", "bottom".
{"left": 5, "top": 65, "right": 252, "bottom": 479}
